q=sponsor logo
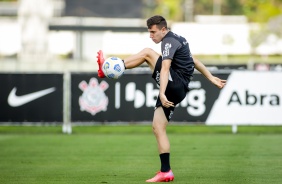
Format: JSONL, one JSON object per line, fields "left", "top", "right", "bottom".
{"left": 78, "top": 78, "right": 109, "bottom": 115}
{"left": 162, "top": 43, "right": 171, "bottom": 57}
{"left": 180, "top": 88, "right": 206, "bottom": 116}
{"left": 228, "top": 90, "right": 279, "bottom": 106}
{"left": 154, "top": 70, "right": 172, "bottom": 86}
{"left": 168, "top": 110, "right": 174, "bottom": 120}
{"left": 124, "top": 82, "right": 158, "bottom": 108}
{"left": 121, "top": 81, "right": 206, "bottom": 117}
{"left": 103, "top": 62, "right": 110, "bottom": 70}
{"left": 207, "top": 71, "right": 282, "bottom": 125}
{"left": 155, "top": 71, "right": 160, "bottom": 86}
{"left": 8, "top": 87, "right": 56, "bottom": 107}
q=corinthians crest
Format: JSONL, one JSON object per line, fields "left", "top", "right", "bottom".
{"left": 78, "top": 78, "right": 109, "bottom": 115}
{"left": 162, "top": 43, "right": 171, "bottom": 57}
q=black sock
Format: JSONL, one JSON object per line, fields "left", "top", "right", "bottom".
{"left": 160, "top": 153, "right": 171, "bottom": 172}
{"left": 122, "top": 60, "right": 127, "bottom": 69}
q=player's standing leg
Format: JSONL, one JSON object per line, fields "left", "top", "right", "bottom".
{"left": 146, "top": 107, "right": 174, "bottom": 182}
{"left": 153, "top": 107, "right": 170, "bottom": 157}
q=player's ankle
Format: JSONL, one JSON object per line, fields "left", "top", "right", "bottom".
{"left": 122, "top": 60, "right": 127, "bottom": 69}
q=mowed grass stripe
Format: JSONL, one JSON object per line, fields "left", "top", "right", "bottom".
{"left": 0, "top": 134, "right": 282, "bottom": 184}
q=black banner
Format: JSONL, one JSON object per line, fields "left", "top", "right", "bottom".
{"left": 0, "top": 73, "right": 63, "bottom": 123}
{"left": 64, "top": 0, "right": 143, "bottom": 18}
{"left": 71, "top": 72, "right": 229, "bottom": 123}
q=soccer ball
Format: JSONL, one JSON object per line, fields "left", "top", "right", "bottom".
{"left": 102, "top": 57, "right": 125, "bottom": 79}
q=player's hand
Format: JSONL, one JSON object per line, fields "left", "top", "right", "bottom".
{"left": 159, "top": 93, "right": 174, "bottom": 108}
{"left": 212, "top": 76, "right": 226, "bottom": 89}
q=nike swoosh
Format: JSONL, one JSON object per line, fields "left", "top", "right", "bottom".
{"left": 8, "top": 87, "right": 56, "bottom": 107}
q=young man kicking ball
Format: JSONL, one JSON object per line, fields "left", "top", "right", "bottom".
{"left": 97, "top": 15, "right": 226, "bottom": 182}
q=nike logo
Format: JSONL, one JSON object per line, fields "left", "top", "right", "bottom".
{"left": 8, "top": 87, "right": 56, "bottom": 107}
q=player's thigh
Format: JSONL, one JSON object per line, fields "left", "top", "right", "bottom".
{"left": 153, "top": 107, "right": 168, "bottom": 128}
{"left": 143, "top": 48, "right": 160, "bottom": 71}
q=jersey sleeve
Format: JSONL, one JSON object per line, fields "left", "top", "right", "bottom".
{"left": 161, "top": 37, "right": 181, "bottom": 61}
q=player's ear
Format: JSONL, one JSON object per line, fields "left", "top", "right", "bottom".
{"left": 161, "top": 27, "right": 166, "bottom": 34}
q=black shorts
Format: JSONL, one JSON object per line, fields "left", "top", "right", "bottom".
{"left": 152, "top": 56, "right": 189, "bottom": 121}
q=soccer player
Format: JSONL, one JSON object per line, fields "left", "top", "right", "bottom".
{"left": 97, "top": 15, "right": 226, "bottom": 182}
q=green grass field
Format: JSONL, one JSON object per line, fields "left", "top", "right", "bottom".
{"left": 1, "top": 125, "right": 282, "bottom": 184}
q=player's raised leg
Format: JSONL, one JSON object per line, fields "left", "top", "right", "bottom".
{"left": 124, "top": 48, "right": 160, "bottom": 72}
{"left": 96, "top": 48, "right": 160, "bottom": 78}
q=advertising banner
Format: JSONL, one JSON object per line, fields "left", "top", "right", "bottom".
{"left": 0, "top": 73, "right": 63, "bottom": 123}
{"left": 206, "top": 71, "right": 282, "bottom": 125}
{"left": 71, "top": 72, "right": 229, "bottom": 123}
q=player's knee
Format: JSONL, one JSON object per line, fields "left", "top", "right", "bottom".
{"left": 141, "top": 48, "right": 154, "bottom": 58}
{"left": 152, "top": 126, "right": 159, "bottom": 137}
{"left": 142, "top": 47, "right": 153, "bottom": 53}
{"left": 152, "top": 123, "right": 165, "bottom": 136}
{"left": 152, "top": 125, "right": 157, "bottom": 135}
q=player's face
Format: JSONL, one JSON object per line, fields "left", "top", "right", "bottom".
{"left": 148, "top": 25, "right": 166, "bottom": 44}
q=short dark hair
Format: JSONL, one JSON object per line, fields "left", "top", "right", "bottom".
{"left": 146, "top": 15, "right": 167, "bottom": 30}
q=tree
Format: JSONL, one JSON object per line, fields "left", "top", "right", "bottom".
{"left": 221, "top": 0, "right": 243, "bottom": 15}
{"left": 149, "top": 0, "right": 184, "bottom": 21}
{"left": 147, "top": 0, "right": 282, "bottom": 24}
{"left": 240, "top": 0, "right": 282, "bottom": 22}
{"left": 193, "top": 0, "right": 243, "bottom": 16}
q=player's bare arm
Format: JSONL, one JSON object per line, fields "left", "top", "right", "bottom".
{"left": 159, "top": 59, "right": 174, "bottom": 108}
{"left": 193, "top": 57, "right": 226, "bottom": 89}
